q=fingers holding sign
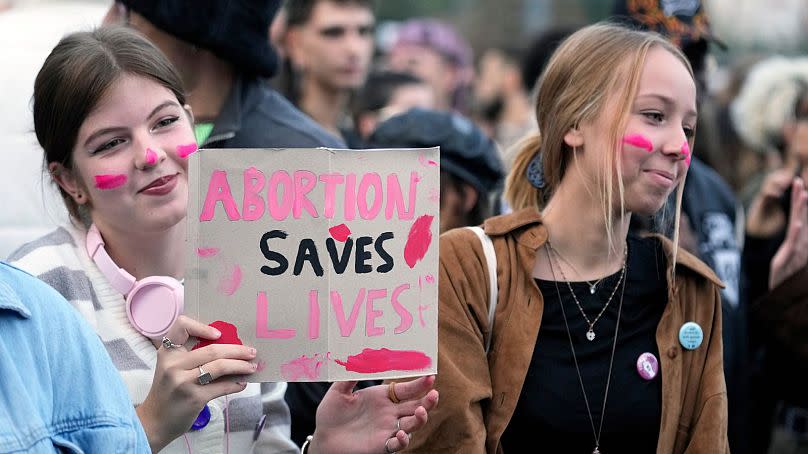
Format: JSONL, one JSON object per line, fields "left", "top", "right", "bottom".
{"left": 310, "top": 376, "right": 438, "bottom": 454}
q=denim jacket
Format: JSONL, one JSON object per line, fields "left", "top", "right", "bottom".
{"left": 0, "top": 263, "right": 149, "bottom": 453}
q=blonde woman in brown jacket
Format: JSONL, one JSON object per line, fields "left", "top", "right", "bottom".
{"left": 400, "top": 23, "right": 729, "bottom": 453}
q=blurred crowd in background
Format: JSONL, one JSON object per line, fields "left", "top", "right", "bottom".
{"left": 2, "top": 0, "right": 808, "bottom": 453}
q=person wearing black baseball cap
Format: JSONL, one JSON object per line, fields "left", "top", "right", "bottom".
{"left": 612, "top": 2, "right": 749, "bottom": 453}
{"left": 105, "top": 0, "right": 345, "bottom": 150}
{"left": 367, "top": 108, "right": 505, "bottom": 232}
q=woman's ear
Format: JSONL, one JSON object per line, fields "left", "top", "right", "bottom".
{"left": 49, "top": 162, "right": 88, "bottom": 205}
{"left": 563, "top": 125, "right": 585, "bottom": 148}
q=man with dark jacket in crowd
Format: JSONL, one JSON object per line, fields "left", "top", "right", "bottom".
{"left": 105, "top": 0, "right": 345, "bottom": 150}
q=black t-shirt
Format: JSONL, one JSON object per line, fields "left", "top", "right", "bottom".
{"left": 501, "top": 234, "right": 668, "bottom": 452}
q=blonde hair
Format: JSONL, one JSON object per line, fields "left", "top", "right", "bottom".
{"left": 506, "top": 22, "right": 694, "bottom": 257}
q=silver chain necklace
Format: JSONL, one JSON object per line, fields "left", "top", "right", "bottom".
{"left": 551, "top": 249, "right": 606, "bottom": 294}
{"left": 547, "top": 241, "right": 626, "bottom": 341}
{"left": 546, "top": 245, "right": 626, "bottom": 454}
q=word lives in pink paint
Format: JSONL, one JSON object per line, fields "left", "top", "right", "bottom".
{"left": 145, "top": 148, "right": 158, "bottom": 165}
{"left": 622, "top": 134, "right": 654, "bottom": 152}
{"left": 334, "top": 348, "right": 432, "bottom": 373}
{"left": 280, "top": 354, "right": 325, "bottom": 380}
{"left": 255, "top": 284, "right": 418, "bottom": 340}
{"left": 328, "top": 223, "right": 351, "bottom": 242}
{"left": 94, "top": 174, "right": 127, "bottom": 190}
{"left": 177, "top": 143, "right": 198, "bottom": 159}
{"left": 404, "top": 215, "right": 434, "bottom": 268}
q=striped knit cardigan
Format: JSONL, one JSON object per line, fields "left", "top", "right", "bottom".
{"left": 9, "top": 224, "right": 299, "bottom": 454}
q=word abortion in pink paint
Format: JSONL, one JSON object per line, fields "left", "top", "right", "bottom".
{"left": 200, "top": 169, "right": 421, "bottom": 222}
{"left": 681, "top": 141, "right": 692, "bottom": 165}
{"left": 404, "top": 215, "right": 434, "bottom": 269}
{"left": 94, "top": 174, "right": 127, "bottom": 190}
{"left": 334, "top": 348, "right": 432, "bottom": 373}
{"left": 622, "top": 134, "right": 654, "bottom": 152}
{"left": 177, "top": 143, "right": 198, "bottom": 158}
{"left": 145, "top": 148, "right": 158, "bottom": 165}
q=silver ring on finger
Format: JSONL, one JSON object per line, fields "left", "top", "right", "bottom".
{"left": 396, "top": 417, "right": 401, "bottom": 433}
{"left": 161, "top": 336, "right": 181, "bottom": 349}
{"left": 198, "top": 366, "right": 213, "bottom": 385}
{"left": 384, "top": 438, "right": 396, "bottom": 454}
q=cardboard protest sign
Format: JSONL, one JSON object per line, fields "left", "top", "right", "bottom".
{"left": 185, "top": 148, "right": 439, "bottom": 382}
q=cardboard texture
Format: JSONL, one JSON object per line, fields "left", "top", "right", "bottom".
{"left": 185, "top": 148, "right": 439, "bottom": 382}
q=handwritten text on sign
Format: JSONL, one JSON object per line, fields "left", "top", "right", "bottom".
{"left": 185, "top": 148, "right": 439, "bottom": 381}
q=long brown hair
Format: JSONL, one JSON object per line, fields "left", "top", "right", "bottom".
{"left": 33, "top": 26, "right": 186, "bottom": 220}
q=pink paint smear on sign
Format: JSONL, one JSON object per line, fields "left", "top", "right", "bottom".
{"left": 329, "top": 223, "right": 351, "bottom": 242}
{"left": 218, "top": 264, "right": 242, "bottom": 296}
{"left": 622, "top": 134, "right": 654, "bottom": 152}
{"left": 681, "top": 141, "right": 691, "bottom": 165}
{"left": 145, "top": 148, "right": 158, "bottom": 165}
{"left": 334, "top": 348, "right": 432, "bottom": 373}
{"left": 196, "top": 247, "right": 220, "bottom": 258}
{"left": 94, "top": 174, "right": 127, "bottom": 190}
{"left": 192, "top": 320, "right": 243, "bottom": 350}
{"left": 403, "top": 215, "right": 434, "bottom": 268}
{"left": 418, "top": 153, "right": 438, "bottom": 167}
{"left": 280, "top": 354, "right": 325, "bottom": 380}
{"left": 177, "top": 143, "right": 198, "bottom": 158}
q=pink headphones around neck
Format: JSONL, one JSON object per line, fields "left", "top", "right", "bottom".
{"left": 86, "top": 224, "right": 183, "bottom": 338}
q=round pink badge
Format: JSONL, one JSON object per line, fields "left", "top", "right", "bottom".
{"left": 636, "top": 352, "right": 659, "bottom": 381}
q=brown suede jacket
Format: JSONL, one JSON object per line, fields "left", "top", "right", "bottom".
{"left": 405, "top": 209, "right": 729, "bottom": 453}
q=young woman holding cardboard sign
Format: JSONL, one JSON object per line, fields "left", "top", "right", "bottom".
{"left": 10, "top": 26, "right": 437, "bottom": 454}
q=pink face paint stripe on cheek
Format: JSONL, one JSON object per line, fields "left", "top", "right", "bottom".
{"left": 177, "top": 143, "right": 198, "bottom": 159}
{"left": 94, "top": 174, "right": 127, "bottom": 190}
{"left": 145, "top": 148, "right": 158, "bottom": 165}
{"left": 681, "top": 141, "right": 691, "bottom": 165}
{"left": 622, "top": 134, "right": 654, "bottom": 152}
